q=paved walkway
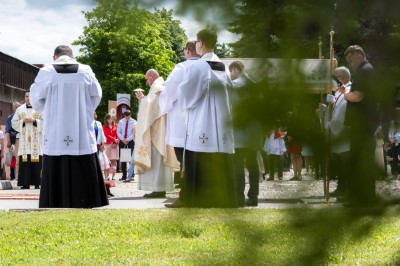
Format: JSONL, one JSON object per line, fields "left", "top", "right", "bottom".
{"left": 1, "top": 172, "right": 400, "bottom": 211}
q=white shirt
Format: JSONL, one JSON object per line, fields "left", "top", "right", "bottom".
{"left": 328, "top": 81, "right": 352, "bottom": 153}
{"left": 178, "top": 52, "right": 234, "bottom": 153}
{"left": 30, "top": 56, "right": 102, "bottom": 156}
{"left": 160, "top": 57, "right": 199, "bottom": 148}
{"left": 93, "top": 120, "right": 106, "bottom": 145}
{"left": 264, "top": 132, "right": 286, "bottom": 155}
{"left": 0, "top": 130, "right": 4, "bottom": 151}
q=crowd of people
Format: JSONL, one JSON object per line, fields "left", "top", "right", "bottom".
{"left": 1, "top": 29, "right": 391, "bottom": 209}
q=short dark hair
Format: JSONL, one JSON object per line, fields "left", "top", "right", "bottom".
{"left": 54, "top": 45, "right": 74, "bottom": 58}
{"left": 185, "top": 41, "right": 197, "bottom": 54}
{"left": 124, "top": 110, "right": 131, "bottom": 116}
{"left": 197, "top": 28, "right": 217, "bottom": 49}
{"left": 229, "top": 61, "right": 245, "bottom": 73}
{"left": 344, "top": 45, "right": 365, "bottom": 58}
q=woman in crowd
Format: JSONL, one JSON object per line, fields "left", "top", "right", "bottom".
{"left": 102, "top": 113, "right": 119, "bottom": 180}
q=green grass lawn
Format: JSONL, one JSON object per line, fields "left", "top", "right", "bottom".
{"left": 1, "top": 207, "right": 399, "bottom": 265}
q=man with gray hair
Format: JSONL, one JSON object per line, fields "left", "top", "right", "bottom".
{"left": 134, "top": 69, "right": 180, "bottom": 198}
{"left": 326, "top": 66, "right": 352, "bottom": 197}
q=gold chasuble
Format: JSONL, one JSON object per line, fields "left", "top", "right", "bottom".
{"left": 134, "top": 77, "right": 180, "bottom": 174}
{"left": 12, "top": 104, "right": 42, "bottom": 162}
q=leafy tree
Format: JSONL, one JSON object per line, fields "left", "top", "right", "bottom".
{"left": 215, "top": 42, "right": 233, "bottom": 58}
{"left": 153, "top": 8, "right": 188, "bottom": 63}
{"left": 228, "top": 0, "right": 336, "bottom": 59}
{"left": 73, "top": 0, "right": 186, "bottom": 117}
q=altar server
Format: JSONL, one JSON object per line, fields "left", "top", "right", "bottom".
{"left": 30, "top": 45, "right": 109, "bottom": 208}
{"left": 173, "top": 28, "right": 236, "bottom": 208}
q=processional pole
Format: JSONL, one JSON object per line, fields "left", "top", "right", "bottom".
{"left": 323, "top": 29, "right": 335, "bottom": 202}
{"left": 318, "top": 36, "right": 323, "bottom": 102}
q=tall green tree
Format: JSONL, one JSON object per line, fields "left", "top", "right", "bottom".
{"left": 153, "top": 8, "right": 187, "bottom": 63}
{"left": 228, "top": 0, "right": 336, "bottom": 59}
{"left": 73, "top": 0, "right": 186, "bottom": 117}
{"left": 215, "top": 42, "right": 233, "bottom": 58}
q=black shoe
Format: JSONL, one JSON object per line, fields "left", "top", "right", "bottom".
{"left": 144, "top": 191, "right": 166, "bottom": 198}
{"left": 266, "top": 177, "right": 274, "bottom": 181}
{"left": 108, "top": 193, "right": 115, "bottom": 197}
{"left": 165, "top": 200, "right": 185, "bottom": 208}
{"left": 329, "top": 189, "right": 345, "bottom": 197}
{"left": 343, "top": 202, "right": 374, "bottom": 209}
{"left": 20, "top": 186, "right": 29, "bottom": 189}
{"left": 336, "top": 196, "right": 349, "bottom": 203}
{"left": 119, "top": 176, "right": 127, "bottom": 181}
{"left": 123, "top": 179, "right": 132, "bottom": 183}
{"left": 245, "top": 199, "right": 258, "bottom": 207}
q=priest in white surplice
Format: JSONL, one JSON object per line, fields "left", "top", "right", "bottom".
{"left": 11, "top": 91, "right": 42, "bottom": 189}
{"left": 30, "top": 45, "right": 109, "bottom": 208}
{"left": 174, "top": 28, "right": 236, "bottom": 208}
{"left": 134, "top": 69, "right": 180, "bottom": 198}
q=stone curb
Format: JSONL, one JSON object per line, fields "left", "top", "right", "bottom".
{"left": 0, "top": 180, "right": 13, "bottom": 190}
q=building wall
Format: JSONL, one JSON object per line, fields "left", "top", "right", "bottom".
{"left": 0, "top": 52, "right": 39, "bottom": 126}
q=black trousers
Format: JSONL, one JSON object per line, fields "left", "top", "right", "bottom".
{"left": 268, "top": 154, "right": 283, "bottom": 179}
{"left": 17, "top": 155, "right": 42, "bottom": 187}
{"left": 348, "top": 131, "right": 376, "bottom": 205}
{"left": 39, "top": 154, "right": 109, "bottom": 208}
{"left": 119, "top": 140, "right": 134, "bottom": 179}
{"left": 174, "top": 147, "right": 184, "bottom": 184}
{"left": 233, "top": 148, "right": 259, "bottom": 206}
{"left": 182, "top": 151, "right": 236, "bottom": 208}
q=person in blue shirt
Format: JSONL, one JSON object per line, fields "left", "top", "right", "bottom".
{"left": 116, "top": 110, "right": 136, "bottom": 180}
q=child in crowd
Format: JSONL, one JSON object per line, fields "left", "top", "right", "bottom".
{"left": 264, "top": 129, "right": 286, "bottom": 181}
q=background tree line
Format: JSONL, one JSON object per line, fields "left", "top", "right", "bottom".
{"left": 74, "top": 0, "right": 400, "bottom": 120}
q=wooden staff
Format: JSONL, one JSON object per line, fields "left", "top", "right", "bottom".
{"left": 319, "top": 36, "right": 323, "bottom": 103}
{"left": 323, "top": 30, "right": 335, "bottom": 202}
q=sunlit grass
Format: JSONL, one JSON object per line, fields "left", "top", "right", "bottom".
{"left": 0, "top": 208, "right": 399, "bottom": 265}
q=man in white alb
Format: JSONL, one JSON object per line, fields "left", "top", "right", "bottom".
{"left": 30, "top": 45, "right": 109, "bottom": 208}
{"left": 171, "top": 28, "right": 236, "bottom": 208}
{"left": 134, "top": 69, "right": 180, "bottom": 198}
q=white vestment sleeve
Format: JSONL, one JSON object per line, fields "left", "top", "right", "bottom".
{"left": 85, "top": 66, "right": 102, "bottom": 110}
{"left": 160, "top": 63, "right": 185, "bottom": 114}
{"left": 329, "top": 101, "right": 347, "bottom": 137}
{"left": 11, "top": 107, "right": 22, "bottom": 133}
{"left": 178, "top": 62, "right": 209, "bottom": 111}
{"left": 30, "top": 69, "right": 53, "bottom": 113}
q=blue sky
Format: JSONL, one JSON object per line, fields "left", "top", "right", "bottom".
{"left": 0, "top": 0, "right": 237, "bottom": 64}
